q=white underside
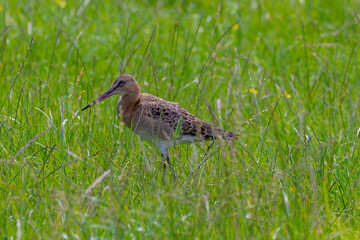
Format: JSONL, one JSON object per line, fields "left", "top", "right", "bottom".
{"left": 134, "top": 129, "right": 200, "bottom": 154}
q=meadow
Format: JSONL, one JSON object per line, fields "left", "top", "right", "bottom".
{"left": 1, "top": 0, "right": 360, "bottom": 239}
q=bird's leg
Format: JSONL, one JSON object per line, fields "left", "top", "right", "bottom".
{"left": 161, "top": 151, "right": 177, "bottom": 183}
{"left": 161, "top": 153, "right": 167, "bottom": 185}
{"left": 165, "top": 154, "right": 177, "bottom": 182}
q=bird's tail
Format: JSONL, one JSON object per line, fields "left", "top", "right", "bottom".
{"left": 222, "top": 130, "right": 238, "bottom": 141}
{"left": 200, "top": 121, "right": 238, "bottom": 141}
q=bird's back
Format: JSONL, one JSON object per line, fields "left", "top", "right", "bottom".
{"left": 128, "top": 93, "right": 236, "bottom": 143}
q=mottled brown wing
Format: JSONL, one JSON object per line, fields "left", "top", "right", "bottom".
{"left": 145, "top": 100, "right": 234, "bottom": 141}
{"left": 137, "top": 93, "right": 236, "bottom": 140}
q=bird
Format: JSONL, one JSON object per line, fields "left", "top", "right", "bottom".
{"left": 82, "top": 74, "right": 237, "bottom": 182}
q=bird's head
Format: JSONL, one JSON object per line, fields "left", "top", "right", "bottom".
{"left": 82, "top": 74, "right": 140, "bottom": 111}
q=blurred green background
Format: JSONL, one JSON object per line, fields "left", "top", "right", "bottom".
{"left": 1, "top": 0, "right": 360, "bottom": 239}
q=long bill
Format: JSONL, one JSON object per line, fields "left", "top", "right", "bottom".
{"left": 82, "top": 88, "right": 115, "bottom": 111}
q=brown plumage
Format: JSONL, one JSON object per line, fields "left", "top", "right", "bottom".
{"left": 82, "top": 74, "right": 237, "bottom": 181}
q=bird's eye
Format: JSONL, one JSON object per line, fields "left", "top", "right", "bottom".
{"left": 118, "top": 80, "right": 125, "bottom": 87}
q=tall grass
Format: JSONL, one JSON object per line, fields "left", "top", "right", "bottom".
{"left": 1, "top": 0, "right": 360, "bottom": 238}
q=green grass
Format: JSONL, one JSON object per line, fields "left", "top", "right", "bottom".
{"left": 1, "top": 0, "right": 360, "bottom": 238}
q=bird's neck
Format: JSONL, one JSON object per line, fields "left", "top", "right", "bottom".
{"left": 117, "top": 91, "right": 140, "bottom": 126}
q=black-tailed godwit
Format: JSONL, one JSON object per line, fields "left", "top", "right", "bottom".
{"left": 82, "top": 74, "right": 237, "bottom": 181}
